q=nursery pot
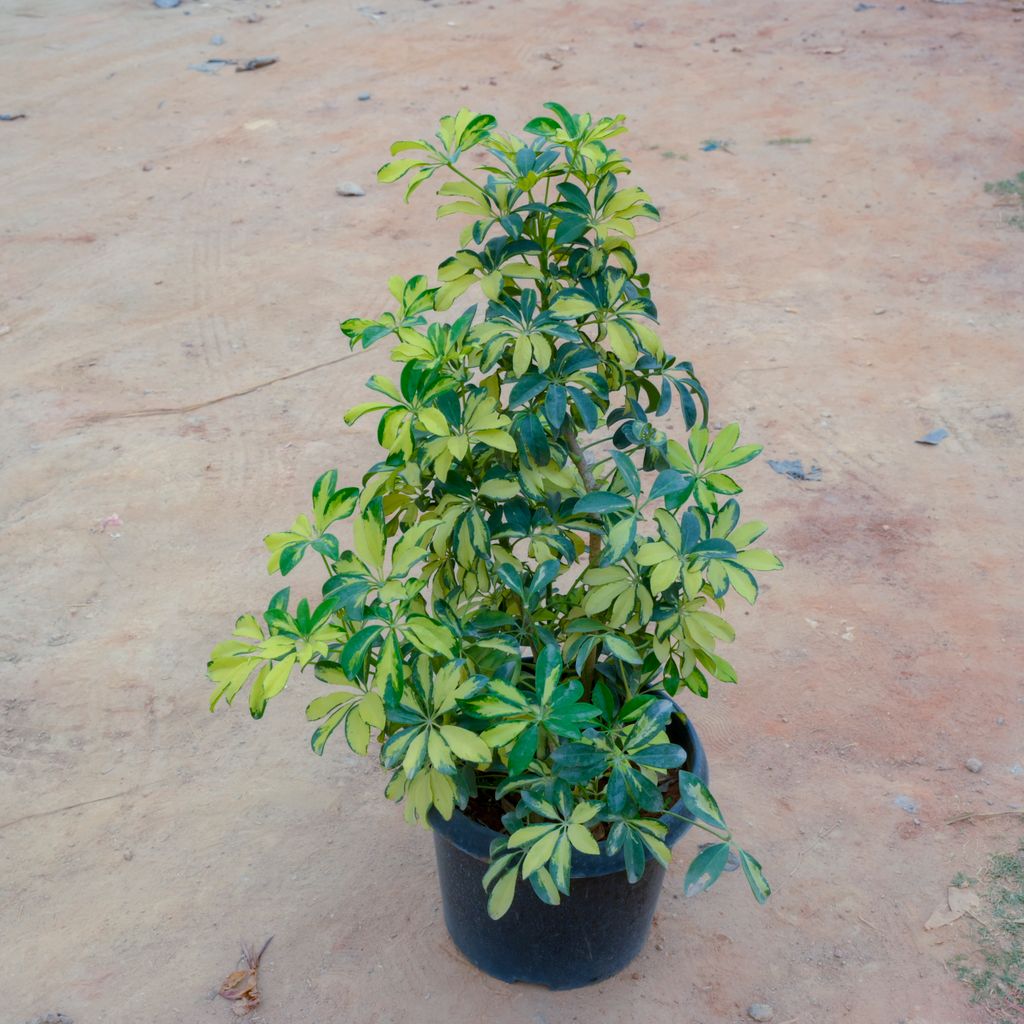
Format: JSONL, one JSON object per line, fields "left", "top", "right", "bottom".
{"left": 428, "top": 713, "right": 709, "bottom": 989}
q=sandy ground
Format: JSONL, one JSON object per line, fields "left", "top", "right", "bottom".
{"left": 2, "top": 0, "right": 1023, "bottom": 1021}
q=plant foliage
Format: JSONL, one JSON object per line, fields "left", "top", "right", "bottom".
{"left": 208, "top": 103, "right": 781, "bottom": 918}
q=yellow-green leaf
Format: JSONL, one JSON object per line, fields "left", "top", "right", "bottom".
{"left": 440, "top": 725, "right": 491, "bottom": 762}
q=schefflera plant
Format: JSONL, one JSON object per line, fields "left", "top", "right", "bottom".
{"left": 208, "top": 104, "right": 782, "bottom": 919}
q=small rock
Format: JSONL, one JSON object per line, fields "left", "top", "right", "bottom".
{"left": 915, "top": 427, "right": 949, "bottom": 445}
{"left": 965, "top": 757, "right": 983, "bottom": 774}
{"left": 123, "top": 849, "right": 134, "bottom": 861}
{"left": 357, "top": 91, "right": 371, "bottom": 100}
{"left": 874, "top": 307, "right": 886, "bottom": 315}
{"left": 0, "top": 324, "right": 11, "bottom": 336}
{"left": 141, "top": 161, "right": 154, "bottom": 172}
{"left": 235, "top": 56, "right": 277, "bottom": 72}
{"left": 996, "top": 717, "right": 1005, "bottom": 725}
{"left": 153, "top": 0, "right": 180, "bottom": 7}
{"left": 893, "top": 794, "right": 918, "bottom": 814}
{"left": 336, "top": 181, "right": 365, "bottom": 196}
{"left": 748, "top": 1004, "right": 775, "bottom": 1022}
{"left": 210, "top": 33, "right": 226, "bottom": 45}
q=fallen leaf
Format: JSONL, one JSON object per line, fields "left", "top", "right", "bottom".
{"left": 925, "top": 904, "right": 964, "bottom": 930}
{"left": 924, "top": 886, "right": 981, "bottom": 929}
{"left": 948, "top": 886, "right": 981, "bottom": 915}
{"left": 219, "top": 937, "right": 272, "bottom": 1016}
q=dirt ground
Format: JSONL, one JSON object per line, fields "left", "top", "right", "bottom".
{"left": 2, "top": 0, "right": 1023, "bottom": 1020}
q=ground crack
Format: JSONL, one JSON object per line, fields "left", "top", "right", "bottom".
{"left": 77, "top": 349, "right": 365, "bottom": 425}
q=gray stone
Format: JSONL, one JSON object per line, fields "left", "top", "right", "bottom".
{"left": 357, "top": 91, "right": 371, "bottom": 100}
{"left": 153, "top": 0, "right": 180, "bottom": 7}
{"left": 336, "top": 181, "right": 365, "bottom": 196}
{"left": 893, "top": 794, "right": 918, "bottom": 813}
{"left": 748, "top": 1004, "right": 775, "bottom": 1022}
{"left": 965, "top": 757, "right": 983, "bottom": 774}
{"left": 210, "top": 34, "right": 226, "bottom": 45}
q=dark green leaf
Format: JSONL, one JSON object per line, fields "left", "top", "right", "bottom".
{"left": 624, "top": 698, "right": 673, "bottom": 751}
{"left": 649, "top": 469, "right": 695, "bottom": 503}
{"left": 610, "top": 450, "right": 641, "bottom": 497}
{"left": 684, "top": 842, "right": 731, "bottom": 897}
{"left": 550, "top": 742, "right": 608, "bottom": 783}
{"left": 574, "top": 491, "right": 633, "bottom": 515}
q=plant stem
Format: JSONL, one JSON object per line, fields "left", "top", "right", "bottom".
{"left": 562, "top": 422, "right": 603, "bottom": 692}
{"left": 562, "top": 424, "right": 602, "bottom": 568}
{"left": 446, "top": 162, "right": 484, "bottom": 192}
{"left": 661, "top": 809, "right": 732, "bottom": 842}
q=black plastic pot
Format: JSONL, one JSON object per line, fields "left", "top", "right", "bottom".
{"left": 429, "top": 714, "right": 709, "bottom": 989}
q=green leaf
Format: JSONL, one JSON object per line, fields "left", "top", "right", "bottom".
{"left": 649, "top": 469, "right": 695, "bottom": 503}
{"left": 734, "top": 549, "right": 784, "bottom": 572}
{"left": 740, "top": 850, "right": 771, "bottom": 903}
{"left": 522, "top": 828, "right": 561, "bottom": 877}
{"left": 550, "top": 293, "right": 598, "bottom": 318}
{"left": 311, "top": 705, "right": 349, "bottom": 755}
{"left": 377, "top": 158, "right": 426, "bottom": 183}
{"left": 507, "top": 722, "right": 539, "bottom": 776}
{"left": 602, "top": 634, "right": 642, "bottom": 664}
{"left": 529, "top": 866, "right": 561, "bottom": 905}
{"left": 353, "top": 498, "right": 386, "bottom": 571}
{"left": 567, "top": 823, "right": 600, "bottom": 855}
{"left": 535, "top": 643, "right": 563, "bottom": 704}
{"left": 624, "top": 698, "right": 673, "bottom": 751}
{"left": 684, "top": 842, "right": 731, "bottom": 897}
{"left": 610, "top": 450, "right": 641, "bottom": 497}
{"left": 601, "top": 515, "right": 637, "bottom": 565}
{"left": 551, "top": 742, "right": 608, "bottom": 783}
{"left": 487, "top": 867, "right": 518, "bottom": 920}
{"left": 574, "top": 491, "right": 633, "bottom": 515}
{"left": 439, "top": 725, "right": 490, "bottom": 763}
{"left": 678, "top": 770, "right": 727, "bottom": 830}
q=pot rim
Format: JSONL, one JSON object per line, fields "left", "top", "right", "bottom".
{"left": 428, "top": 706, "right": 709, "bottom": 879}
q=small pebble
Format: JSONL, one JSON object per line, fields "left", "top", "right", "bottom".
{"left": 893, "top": 794, "right": 918, "bottom": 814}
{"left": 123, "top": 849, "right": 134, "bottom": 861}
{"left": 965, "top": 757, "right": 983, "bottom": 774}
{"left": 357, "top": 91, "right": 371, "bottom": 100}
{"left": 153, "top": 0, "right": 180, "bottom": 7}
{"left": 874, "top": 307, "right": 886, "bottom": 315}
{"left": 210, "top": 34, "right": 226, "bottom": 45}
{"left": 141, "top": 161, "right": 154, "bottom": 172}
{"left": 336, "top": 181, "right": 365, "bottom": 196}
{"left": 748, "top": 1004, "right": 775, "bottom": 1022}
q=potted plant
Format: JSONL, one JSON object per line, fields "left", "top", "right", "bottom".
{"left": 207, "top": 103, "right": 782, "bottom": 989}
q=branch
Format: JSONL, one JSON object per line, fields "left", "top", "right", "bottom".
{"left": 562, "top": 424, "right": 601, "bottom": 568}
{"left": 562, "top": 422, "right": 604, "bottom": 692}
